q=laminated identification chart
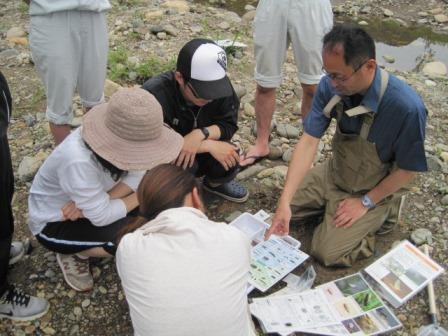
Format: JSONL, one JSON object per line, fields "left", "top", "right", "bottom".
{"left": 249, "top": 237, "right": 309, "bottom": 292}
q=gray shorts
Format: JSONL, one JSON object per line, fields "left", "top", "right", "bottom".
{"left": 253, "top": 0, "right": 333, "bottom": 87}
{"left": 29, "top": 10, "right": 108, "bottom": 125}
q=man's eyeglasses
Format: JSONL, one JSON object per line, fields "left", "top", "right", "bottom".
{"left": 322, "top": 60, "right": 368, "bottom": 82}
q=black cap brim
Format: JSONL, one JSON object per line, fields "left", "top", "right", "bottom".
{"left": 189, "top": 76, "right": 233, "bottom": 100}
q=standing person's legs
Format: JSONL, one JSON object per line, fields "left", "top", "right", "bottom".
{"left": 240, "top": 0, "right": 288, "bottom": 167}
{"left": 77, "top": 11, "right": 108, "bottom": 113}
{"left": 288, "top": 0, "right": 333, "bottom": 121}
{"left": 29, "top": 11, "right": 80, "bottom": 145}
{"left": 0, "top": 135, "right": 14, "bottom": 297}
{"left": 0, "top": 135, "right": 49, "bottom": 321}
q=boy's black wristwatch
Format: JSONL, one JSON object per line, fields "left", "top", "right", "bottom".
{"left": 200, "top": 127, "right": 209, "bottom": 140}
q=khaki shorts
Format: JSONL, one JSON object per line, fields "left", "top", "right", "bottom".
{"left": 253, "top": 0, "right": 333, "bottom": 87}
{"left": 30, "top": 10, "right": 108, "bottom": 125}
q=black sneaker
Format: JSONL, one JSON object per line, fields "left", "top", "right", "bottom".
{"left": 203, "top": 179, "right": 249, "bottom": 203}
{"left": 0, "top": 286, "right": 49, "bottom": 321}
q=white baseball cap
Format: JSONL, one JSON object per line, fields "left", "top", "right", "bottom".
{"left": 176, "top": 38, "right": 233, "bottom": 100}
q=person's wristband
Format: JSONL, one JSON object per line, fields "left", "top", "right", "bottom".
{"left": 200, "top": 127, "right": 209, "bottom": 140}
{"left": 361, "top": 194, "right": 376, "bottom": 210}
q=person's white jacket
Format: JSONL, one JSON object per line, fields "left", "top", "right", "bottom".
{"left": 116, "top": 207, "right": 256, "bottom": 336}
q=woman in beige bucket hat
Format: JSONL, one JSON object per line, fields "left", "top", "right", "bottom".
{"left": 27, "top": 88, "right": 183, "bottom": 292}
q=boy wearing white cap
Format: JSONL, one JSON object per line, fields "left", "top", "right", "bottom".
{"left": 143, "top": 38, "right": 248, "bottom": 203}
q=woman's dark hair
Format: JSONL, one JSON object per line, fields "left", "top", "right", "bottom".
{"left": 84, "top": 141, "right": 126, "bottom": 181}
{"left": 323, "top": 24, "right": 376, "bottom": 69}
{"left": 117, "top": 164, "right": 202, "bottom": 243}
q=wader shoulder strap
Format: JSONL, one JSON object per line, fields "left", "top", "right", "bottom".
{"left": 323, "top": 95, "right": 341, "bottom": 118}
{"left": 359, "top": 69, "right": 390, "bottom": 139}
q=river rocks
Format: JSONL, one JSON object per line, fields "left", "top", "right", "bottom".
{"left": 439, "top": 150, "right": 448, "bottom": 162}
{"left": 145, "top": 10, "right": 164, "bottom": 20}
{"left": 276, "top": 124, "right": 300, "bottom": 139}
{"left": 243, "top": 102, "right": 255, "bottom": 117}
{"left": 7, "top": 37, "right": 28, "bottom": 46}
{"left": 234, "top": 85, "right": 247, "bottom": 99}
{"left": 218, "top": 21, "right": 230, "bottom": 30}
{"left": 161, "top": 0, "right": 190, "bottom": 13}
{"left": 434, "top": 14, "right": 448, "bottom": 24}
{"left": 425, "top": 79, "right": 437, "bottom": 87}
{"left": 427, "top": 154, "right": 444, "bottom": 171}
{"left": 157, "top": 32, "right": 167, "bottom": 40}
{"left": 18, "top": 153, "right": 48, "bottom": 182}
{"left": 104, "top": 79, "right": 122, "bottom": 98}
{"left": 429, "top": 8, "right": 443, "bottom": 15}
{"left": 163, "top": 24, "right": 179, "bottom": 36}
{"left": 383, "top": 8, "right": 394, "bottom": 17}
{"left": 282, "top": 148, "right": 293, "bottom": 163}
{"left": 272, "top": 165, "right": 288, "bottom": 179}
{"left": 383, "top": 55, "right": 395, "bottom": 63}
{"left": 441, "top": 195, "right": 448, "bottom": 206}
{"left": 257, "top": 168, "right": 275, "bottom": 179}
{"left": 242, "top": 10, "right": 256, "bottom": 23}
{"left": 6, "top": 27, "right": 26, "bottom": 39}
{"left": 236, "top": 164, "right": 265, "bottom": 180}
{"left": 422, "top": 62, "right": 447, "bottom": 78}
{"left": 410, "top": 228, "right": 433, "bottom": 245}
{"left": 268, "top": 145, "right": 283, "bottom": 160}
{"left": 0, "top": 48, "right": 19, "bottom": 61}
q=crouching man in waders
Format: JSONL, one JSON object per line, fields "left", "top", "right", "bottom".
{"left": 267, "top": 25, "right": 428, "bottom": 267}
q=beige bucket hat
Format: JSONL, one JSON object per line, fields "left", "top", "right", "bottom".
{"left": 82, "top": 88, "right": 183, "bottom": 171}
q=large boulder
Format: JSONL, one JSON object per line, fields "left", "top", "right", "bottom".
{"left": 422, "top": 61, "right": 447, "bottom": 78}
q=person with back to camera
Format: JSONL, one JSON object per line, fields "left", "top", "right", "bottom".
{"left": 28, "top": 88, "right": 183, "bottom": 292}
{"left": 116, "top": 164, "right": 256, "bottom": 336}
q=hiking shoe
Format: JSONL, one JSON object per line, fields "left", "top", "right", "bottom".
{"left": 9, "top": 241, "right": 25, "bottom": 265}
{"left": 376, "top": 220, "right": 396, "bottom": 236}
{"left": 0, "top": 285, "right": 49, "bottom": 321}
{"left": 203, "top": 179, "right": 249, "bottom": 203}
{"left": 56, "top": 253, "right": 93, "bottom": 292}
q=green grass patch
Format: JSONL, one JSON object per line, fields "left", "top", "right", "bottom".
{"left": 108, "top": 46, "right": 176, "bottom": 83}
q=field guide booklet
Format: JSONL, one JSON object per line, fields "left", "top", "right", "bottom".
{"left": 229, "top": 211, "right": 309, "bottom": 292}
{"left": 364, "top": 240, "right": 444, "bottom": 308}
{"left": 250, "top": 273, "right": 402, "bottom": 336}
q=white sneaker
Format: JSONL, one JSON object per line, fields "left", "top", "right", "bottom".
{"left": 9, "top": 241, "right": 25, "bottom": 265}
{"left": 56, "top": 253, "right": 93, "bottom": 292}
{"left": 0, "top": 286, "right": 49, "bottom": 321}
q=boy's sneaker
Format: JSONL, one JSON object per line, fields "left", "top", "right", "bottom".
{"left": 56, "top": 253, "right": 93, "bottom": 292}
{"left": 203, "top": 179, "right": 249, "bottom": 203}
{"left": 9, "top": 241, "right": 25, "bottom": 265}
{"left": 0, "top": 285, "right": 49, "bottom": 321}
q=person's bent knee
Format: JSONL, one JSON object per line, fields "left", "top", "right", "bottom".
{"left": 310, "top": 244, "right": 343, "bottom": 267}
